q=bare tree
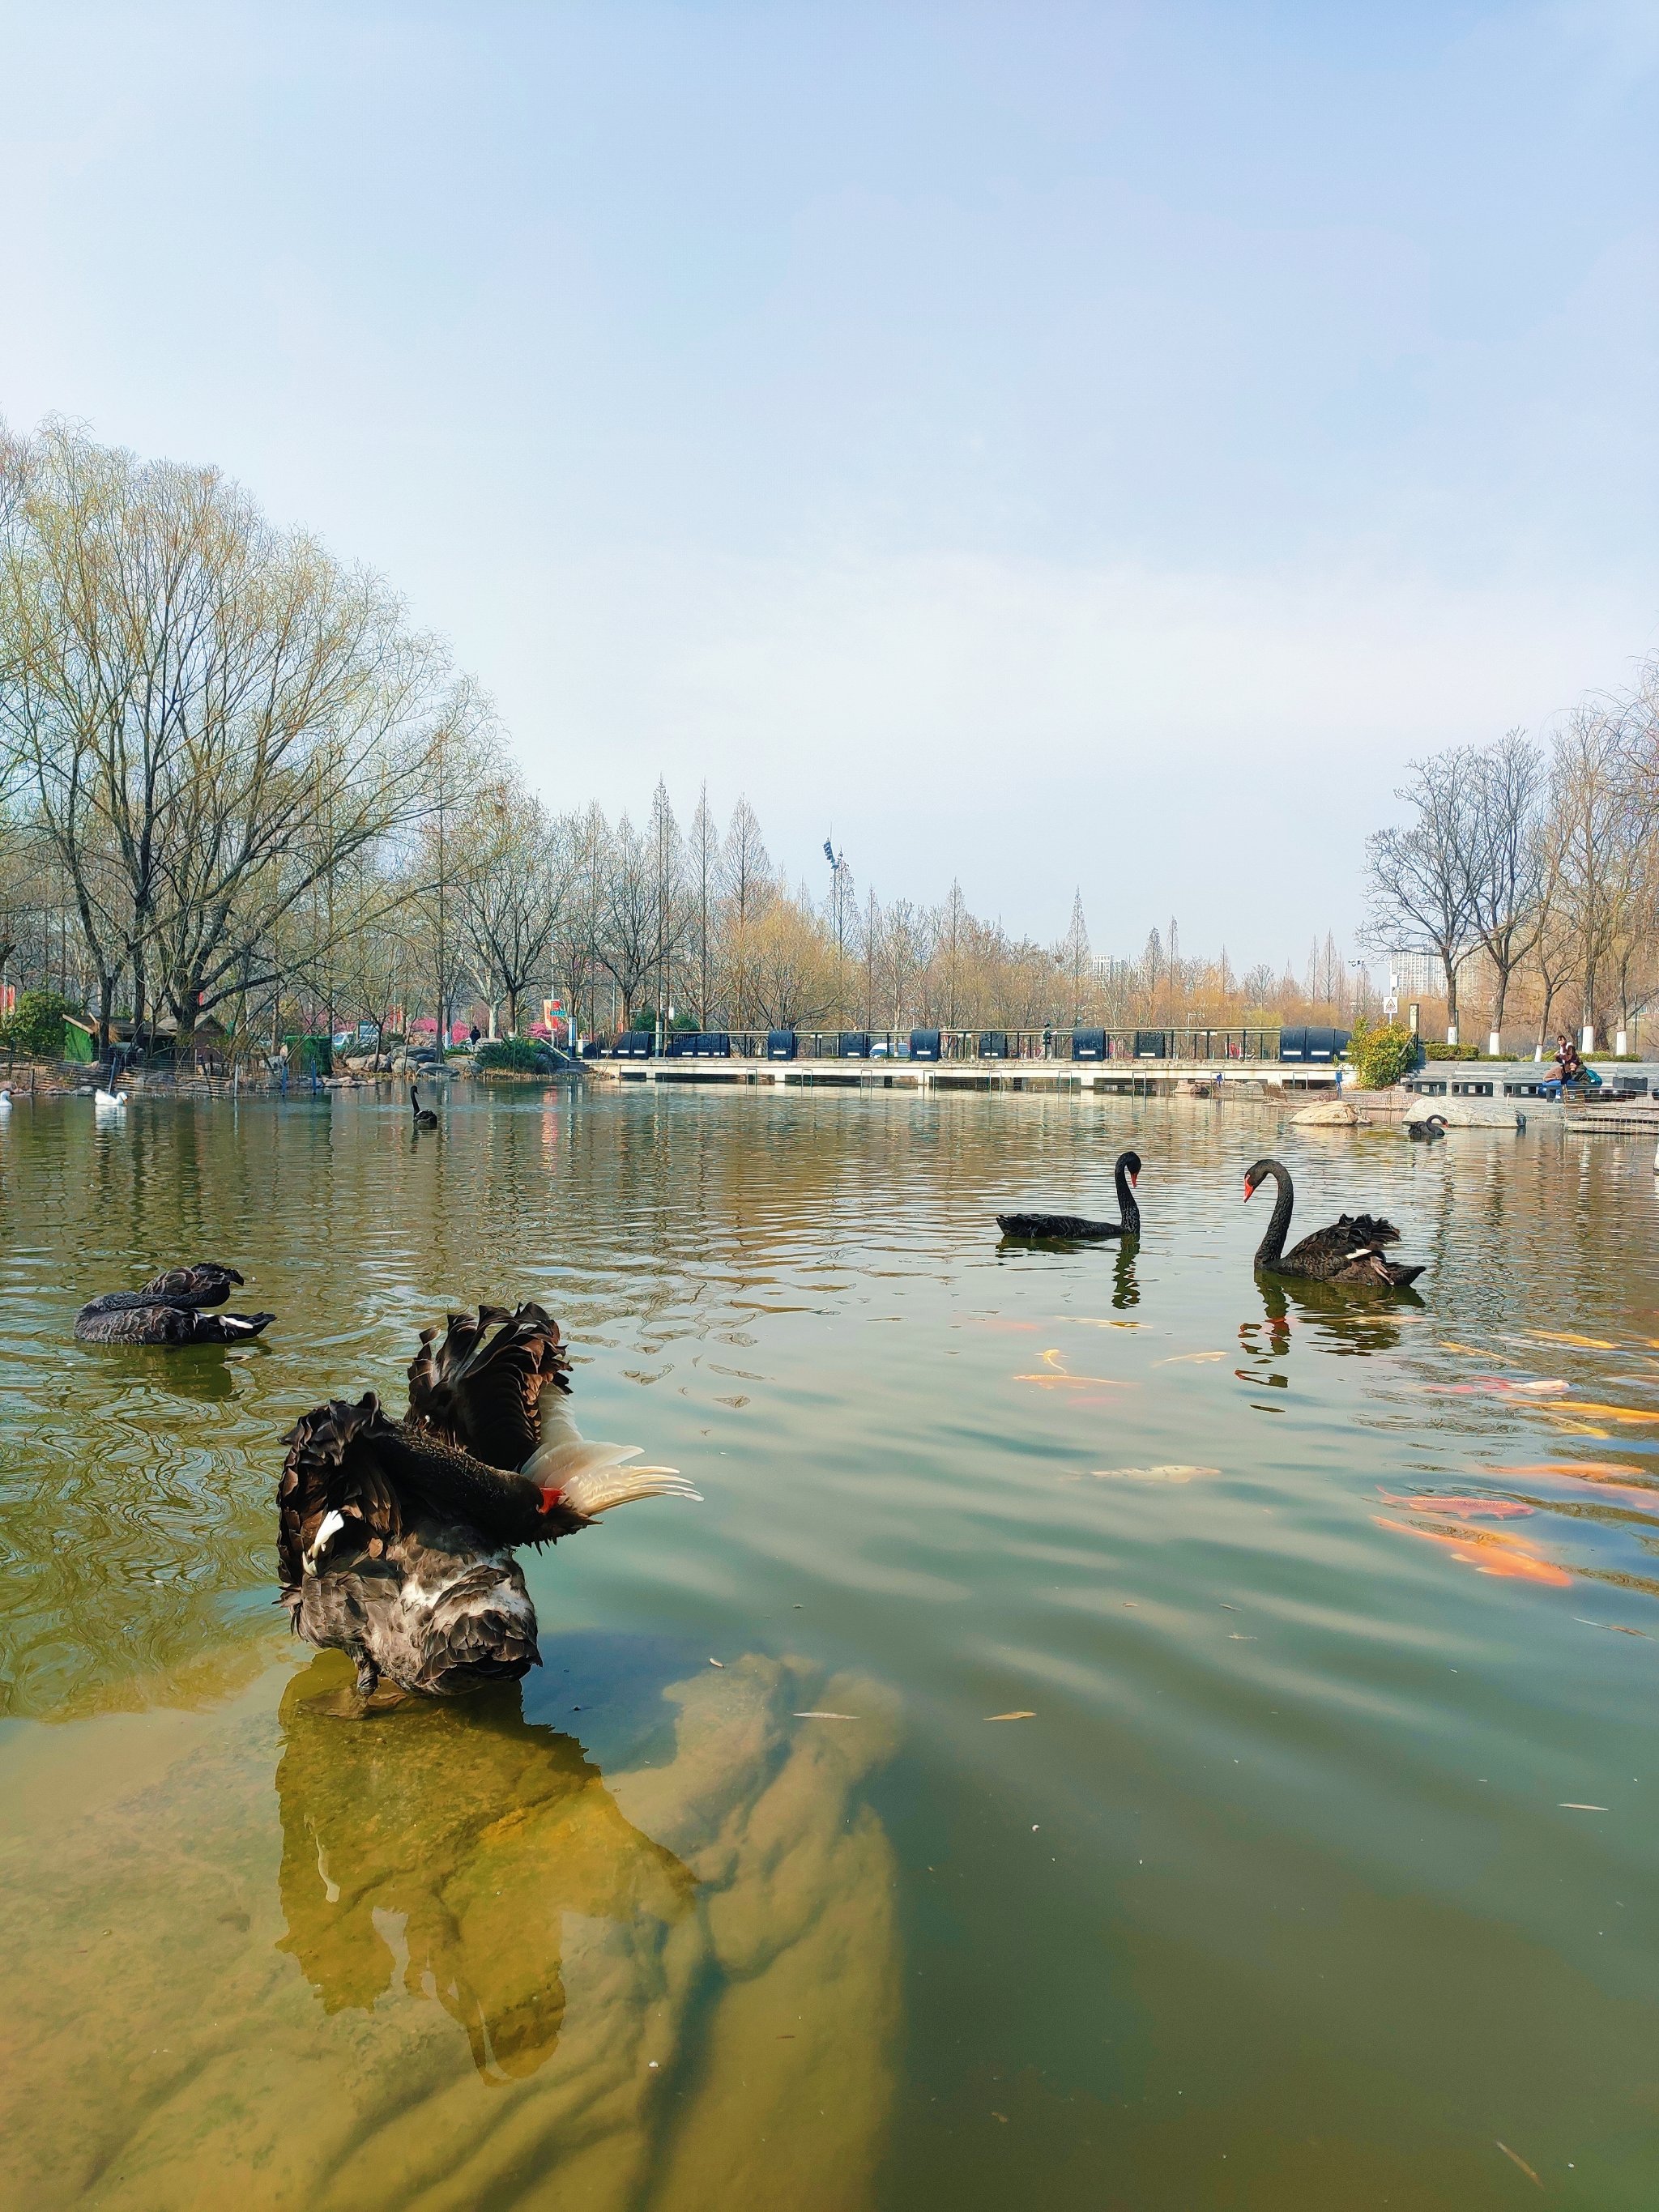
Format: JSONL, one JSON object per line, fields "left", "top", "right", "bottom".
{"left": 1364, "top": 748, "right": 1482, "bottom": 1042}
{"left": 1547, "top": 705, "right": 1650, "bottom": 1049}
{"left": 647, "top": 778, "right": 689, "bottom": 1032}
{"left": 720, "top": 796, "right": 770, "bottom": 931}
{"left": 744, "top": 892, "right": 837, "bottom": 1028}
{"left": 890, "top": 901, "right": 935, "bottom": 1029}
{"left": 403, "top": 699, "right": 497, "bottom": 1053}
{"left": 687, "top": 782, "right": 719, "bottom": 1025}
{"left": 458, "top": 774, "right": 561, "bottom": 1034}
{"left": 1465, "top": 730, "right": 1546, "bottom": 1051}
{"left": 1057, "top": 892, "right": 1091, "bottom": 1026}
{"left": 549, "top": 803, "right": 608, "bottom": 1044}
{"left": 930, "top": 880, "right": 970, "bottom": 1028}
{"left": 0, "top": 422, "right": 450, "bottom": 1057}
{"left": 597, "top": 813, "right": 662, "bottom": 1029}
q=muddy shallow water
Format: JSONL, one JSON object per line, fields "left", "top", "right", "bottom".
{"left": 3, "top": 1084, "right": 1659, "bottom": 2207}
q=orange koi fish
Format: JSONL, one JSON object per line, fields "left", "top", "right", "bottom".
{"left": 1374, "top": 1515, "right": 1572, "bottom": 1586}
{"left": 1376, "top": 1491, "right": 1534, "bottom": 1519}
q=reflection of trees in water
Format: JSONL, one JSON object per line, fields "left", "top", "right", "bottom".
{"left": 275, "top": 1663, "right": 695, "bottom": 2082}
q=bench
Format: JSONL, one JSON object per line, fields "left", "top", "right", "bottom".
{"left": 1503, "top": 1074, "right": 1648, "bottom": 1102}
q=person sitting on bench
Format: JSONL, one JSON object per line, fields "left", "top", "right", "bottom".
{"left": 1542, "top": 1036, "right": 1593, "bottom": 1100}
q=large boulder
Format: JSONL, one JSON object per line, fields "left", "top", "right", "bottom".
{"left": 1404, "top": 1097, "right": 1524, "bottom": 1131}
{"left": 1292, "top": 1097, "right": 1359, "bottom": 1127}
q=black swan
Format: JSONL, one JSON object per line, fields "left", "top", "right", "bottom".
{"left": 75, "top": 1261, "right": 276, "bottom": 1344}
{"left": 998, "top": 1149, "right": 1142, "bottom": 1242}
{"left": 279, "top": 1301, "right": 700, "bottom": 1697}
{"left": 411, "top": 1084, "right": 437, "bottom": 1127}
{"left": 1243, "top": 1157, "right": 1425, "bottom": 1287}
{"left": 1409, "top": 1115, "right": 1448, "bottom": 1142}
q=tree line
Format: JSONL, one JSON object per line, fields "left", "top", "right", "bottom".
{"left": 10, "top": 416, "right": 1641, "bottom": 1063}
{"left": 1364, "top": 654, "right": 1659, "bottom": 1052}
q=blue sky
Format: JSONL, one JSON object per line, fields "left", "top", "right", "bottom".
{"left": 2, "top": 2, "right": 1654, "bottom": 965}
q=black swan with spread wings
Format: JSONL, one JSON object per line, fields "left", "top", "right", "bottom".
{"left": 278, "top": 1302, "right": 699, "bottom": 1698}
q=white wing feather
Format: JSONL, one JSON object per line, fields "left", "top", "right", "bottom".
{"left": 522, "top": 1381, "right": 702, "bottom": 1514}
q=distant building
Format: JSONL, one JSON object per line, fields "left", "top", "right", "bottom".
{"left": 1386, "top": 952, "right": 1448, "bottom": 998}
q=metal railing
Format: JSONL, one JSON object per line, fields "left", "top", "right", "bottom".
{"left": 597, "top": 1026, "right": 1284, "bottom": 1063}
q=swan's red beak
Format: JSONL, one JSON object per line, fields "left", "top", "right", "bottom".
{"left": 1243, "top": 1177, "right": 1256, "bottom": 1201}
{"left": 1130, "top": 1171, "right": 1138, "bottom": 1187}
{"left": 539, "top": 1485, "right": 565, "bottom": 1515}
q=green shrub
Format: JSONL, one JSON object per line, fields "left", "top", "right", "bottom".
{"left": 475, "top": 1035, "right": 558, "bottom": 1074}
{"left": 1346, "top": 1015, "right": 1419, "bottom": 1089}
{"left": 1422, "top": 1040, "right": 1487, "bottom": 1061}
{"left": 0, "top": 990, "right": 84, "bottom": 1059}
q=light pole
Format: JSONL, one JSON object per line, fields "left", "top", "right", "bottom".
{"left": 825, "top": 837, "right": 850, "bottom": 1025}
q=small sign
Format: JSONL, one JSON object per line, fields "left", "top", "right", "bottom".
{"left": 1382, "top": 996, "right": 1398, "bottom": 1018}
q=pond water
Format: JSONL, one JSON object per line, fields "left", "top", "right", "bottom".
{"left": 4, "top": 1084, "right": 1659, "bottom": 2208}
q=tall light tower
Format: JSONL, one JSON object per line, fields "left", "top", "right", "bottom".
{"left": 825, "top": 838, "right": 852, "bottom": 1031}
{"left": 824, "top": 838, "right": 851, "bottom": 959}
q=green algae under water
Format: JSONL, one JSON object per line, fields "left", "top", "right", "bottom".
{"left": 4, "top": 1084, "right": 1659, "bottom": 2207}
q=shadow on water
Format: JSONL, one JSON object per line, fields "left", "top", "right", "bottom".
{"left": 275, "top": 1656, "right": 697, "bottom": 2082}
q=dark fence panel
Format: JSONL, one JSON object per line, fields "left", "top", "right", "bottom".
{"left": 1279, "top": 1026, "right": 1349, "bottom": 1061}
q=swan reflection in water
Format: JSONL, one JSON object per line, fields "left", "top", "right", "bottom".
{"left": 275, "top": 1656, "right": 696, "bottom": 2082}
{"left": 266, "top": 1639, "right": 901, "bottom": 2212}
{"left": 72, "top": 1340, "right": 267, "bottom": 1404}
{"left": 3, "top": 1642, "right": 900, "bottom": 2207}
{"left": 1111, "top": 1239, "right": 1140, "bottom": 1310}
{"left": 1237, "top": 1275, "right": 1424, "bottom": 1388}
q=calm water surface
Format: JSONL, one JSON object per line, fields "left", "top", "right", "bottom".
{"left": 4, "top": 1085, "right": 1659, "bottom": 2207}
